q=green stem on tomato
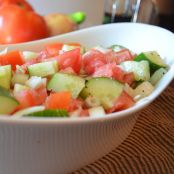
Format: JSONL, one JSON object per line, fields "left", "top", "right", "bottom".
{"left": 69, "top": 11, "right": 86, "bottom": 25}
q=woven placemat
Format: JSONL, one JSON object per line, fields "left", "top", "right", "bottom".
{"left": 74, "top": 86, "right": 174, "bottom": 174}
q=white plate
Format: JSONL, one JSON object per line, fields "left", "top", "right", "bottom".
{"left": 0, "top": 23, "right": 174, "bottom": 174}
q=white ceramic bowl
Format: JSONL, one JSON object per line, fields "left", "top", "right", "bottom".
{"left": 0, "top": 23, "right": 174, "bottom": 174}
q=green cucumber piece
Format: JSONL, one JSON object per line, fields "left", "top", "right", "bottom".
{"left": 120, "top": 60, "right": 150, "bottom": 81}
{"left": 149, "top": 68, "right": 167, "bottom": 86}
{"left": 133, "top": 81, "right": 154, "bottom": 100}
{"left": 28, "top": 61, "right": 58, "bottom": 77}
{"left": 80, "top": 87, "right": 91, "bottom": 99}
{"left": 47, "top": 73, "right": 85, "bottom": 98}
{"left": 109, "top": 44, "right": 126, "bottom": 52}
{"left": 13, "top": 84, "right": 29, "bottom": 95}
{"left": 13, "top": 106, "right": 45, "bottom": 117}
{"left": 0, "top": 65, "right": 12, "bottom": 89}
{"left": 22, "top": 51, "right": 38, "bottom": 62}
{"left": 84, "top": 77, "right": 124, "bottom": 109}
{"left": 134, "top": 51, "right": 167, "bottom": 72}
{"left": 25, "top": 109, "right": 68, "bottom": 117}
{"left": 0, "top": 86, "right": 19, "bottom": 114}
{"left": 12, "top": 73, "right": 29, "bottom": 85}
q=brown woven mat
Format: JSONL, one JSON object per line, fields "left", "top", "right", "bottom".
{"left": 74, "top": 86, "right": 174, "bottom": 174}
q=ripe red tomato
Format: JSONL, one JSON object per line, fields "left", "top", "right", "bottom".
{"left": 0, "top": 4, "right": 49, "bottom": 44}
{"left": 0, "top": 0, "right": 33, "bottom": 11}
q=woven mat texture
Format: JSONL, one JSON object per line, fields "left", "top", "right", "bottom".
{"left": 74, "top": 87, "right": 174, "bottom": 174}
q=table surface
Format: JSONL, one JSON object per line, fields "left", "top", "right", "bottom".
{"left": 73, "top": 81, "right": 174, "bottom": 174}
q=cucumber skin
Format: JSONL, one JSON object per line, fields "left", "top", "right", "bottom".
{"left": 134, "top": 52, "right": 166, "bottom": 73}
{"left": 149, "top": 68, "right": 167, "bottom": 86}
{"left": 25, "top": 109, "right": 68, "bottom": 117}
{"left": 0, "top": 86, "right": 19, "bottom": 114}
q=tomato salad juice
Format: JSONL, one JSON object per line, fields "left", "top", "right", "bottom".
{"left": 0, "top": 42, "right": 168, "bottom": 117}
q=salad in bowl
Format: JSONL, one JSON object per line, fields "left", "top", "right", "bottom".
{"left": 0, "top": 42, "right": 168, "bottom": 118}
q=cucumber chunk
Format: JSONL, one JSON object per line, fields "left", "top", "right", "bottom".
{"left": 25, "top": 109, "right": 68, "bottom": 117}
{"left": 13, "top": 84, "right": 29, "bottom": 95}
{"left": 22, "top": 51, "right": 38, "bottom": 62}
{"left": 0, "top": 86, "right": 19, "bottom": 114}
{"left": 134, "top": 51, "right": 167, "bottom": 72}
{"left": 47, "top": 73, "right": 85, "bottom": 98}
{"left": 28, "top": 61, "right": 58, "bottom": 77}
{"left": 120, "top": 60, "right": 150, "bottom": 81}
{"left": 0, "top": 65, "right": 12, "bottom": 89}
{"left": 149, "top": 68, "right": 167, "bottom": 86}
{"left": 84, "top": 77, "right": 124, "bottom": 109}
{"left": 133, "top": 81, "right": 154, "bottom": 100}
{"left": 12, "top": 73, "right": 29, "bottom": 85}
{"left": 109, "top": 44, "right": 126, "bottom": 52}
{"left": 13, "top": 106, "right": 45, "bottom": 117}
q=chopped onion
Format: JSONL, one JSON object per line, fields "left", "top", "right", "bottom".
{"left": 88, "top": 106, "right": 105, "bottom": 118}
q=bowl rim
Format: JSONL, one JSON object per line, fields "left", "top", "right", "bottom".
{"left": 0, "top": 22, "right": 174, "bottom": 125}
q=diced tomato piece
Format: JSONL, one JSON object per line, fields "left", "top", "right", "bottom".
{"left": 67, "top": 42, "right": 81, "bottom": 47}
{"left": 79, "top": 109, "right": 89, "bottom": 117}
{"left": 15, "top": 86, "right": 48, "bottom": 110}
{"left": 34, "top": 86, "right": 48, "bottom": 105}
{"left": 114, "top": 49, "right": 133, "bottom": 64}
{"left": 112, "top": 64, "right": 125, "bottom": 81}
{"left": 122, "top": 72, "right": 135, "bottom": 85}
{"left": 43, "top": 43, "right": 64, "bottom": 57}
{"left": 15, "top": 90, "right": 36, "bottom": 110}
{"left": 93, "top": 63, "right": 116, "bottom": 78}
{"left": 57, "top": 48, "right": 81, "bottom": 74}
{"left": 68, "top": 98, "right": 85, "bottom": 112}
{"left": 93, "top": 62, "right": 135, "bottom": 85}
{"left": 45, "top": 91, "right": 71, "bottom": 110}
{"left": 36, "top": 43, "right": 63, "bottom": 61}
{"left": 105, "top": 50, "right": 116, "bottom": 63}
{"left": 59, "top": 67, "right": 76, "bottom": 75}
{"left": 0, "top": 50, "right": 24, "bottom": 70}
{"left": 82, "top": 49, "right": 107, "bottom": 75}
{"left": 107, "top": 91, "right": 135, "bottom": 113}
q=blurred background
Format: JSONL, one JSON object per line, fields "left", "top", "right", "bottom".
{"left": 28, "top": 0, "right": 174, "bottom": 32}
{"left": 0, "top": 0, "right": 173, "bottom": 44}
{"left": 103, "top": 0, "right": 174, "bottom": 32}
